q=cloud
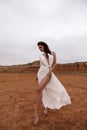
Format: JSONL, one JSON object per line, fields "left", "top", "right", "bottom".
{"left": 0, "top": 0, "right": 87, "bottom": 65}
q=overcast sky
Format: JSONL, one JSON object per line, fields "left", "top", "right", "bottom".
{"left": 0, "top": 0, "right": 87, "bottom": 65}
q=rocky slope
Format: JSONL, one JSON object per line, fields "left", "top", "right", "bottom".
{"left": 0, "top": 61, "right": 87, "bottom": 73}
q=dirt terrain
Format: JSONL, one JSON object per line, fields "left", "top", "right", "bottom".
{"left": 0, "top": 71, "right": 87, "bottom": 130}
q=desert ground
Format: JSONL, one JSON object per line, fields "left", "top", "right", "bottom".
{"left": 0, "top": 71, "right": 87, "bottom": 130}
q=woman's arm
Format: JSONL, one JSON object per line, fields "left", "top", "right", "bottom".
{"left": 50, "top": 51, "right": 57, "bottom": 72}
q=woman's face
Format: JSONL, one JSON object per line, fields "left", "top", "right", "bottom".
{"left": 38, "top": 45, "right": 44, "bottom": 52}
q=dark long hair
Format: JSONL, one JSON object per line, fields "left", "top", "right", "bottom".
{"left": 37, "top": 41, "right": 51, "bottom": 58}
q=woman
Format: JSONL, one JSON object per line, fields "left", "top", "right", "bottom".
{"left": 34, "top": 41, "right": 71, "bottom": 125}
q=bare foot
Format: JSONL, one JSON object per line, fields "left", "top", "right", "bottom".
{"left": 33, "top": 113, "right": 39, "bottom": 126}
{"left": 44, "top": 108, "right": 48, "bottom": 116}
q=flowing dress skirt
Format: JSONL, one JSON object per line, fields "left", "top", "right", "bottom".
{"left": 37, "top": 66, "right": 71, "bottom": 109}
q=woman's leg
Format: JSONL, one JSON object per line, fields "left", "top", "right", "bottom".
{"left": 34, "top": 72, "right": 52, "bottom": 125}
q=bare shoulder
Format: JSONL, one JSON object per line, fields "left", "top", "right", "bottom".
{"left": 51, "top": 51, "right": 56, "bottom": 56}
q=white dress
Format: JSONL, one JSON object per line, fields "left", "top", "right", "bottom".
{"left": 37, "top": 53, "right": 71, "bottom": 109}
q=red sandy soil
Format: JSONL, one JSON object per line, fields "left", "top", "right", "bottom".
{"left": 0, "top": 72, "right": 87, "bottom": 130}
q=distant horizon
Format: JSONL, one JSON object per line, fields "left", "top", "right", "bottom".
{"left": 0, "top": 60, "right": 87, "bottom": 66}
